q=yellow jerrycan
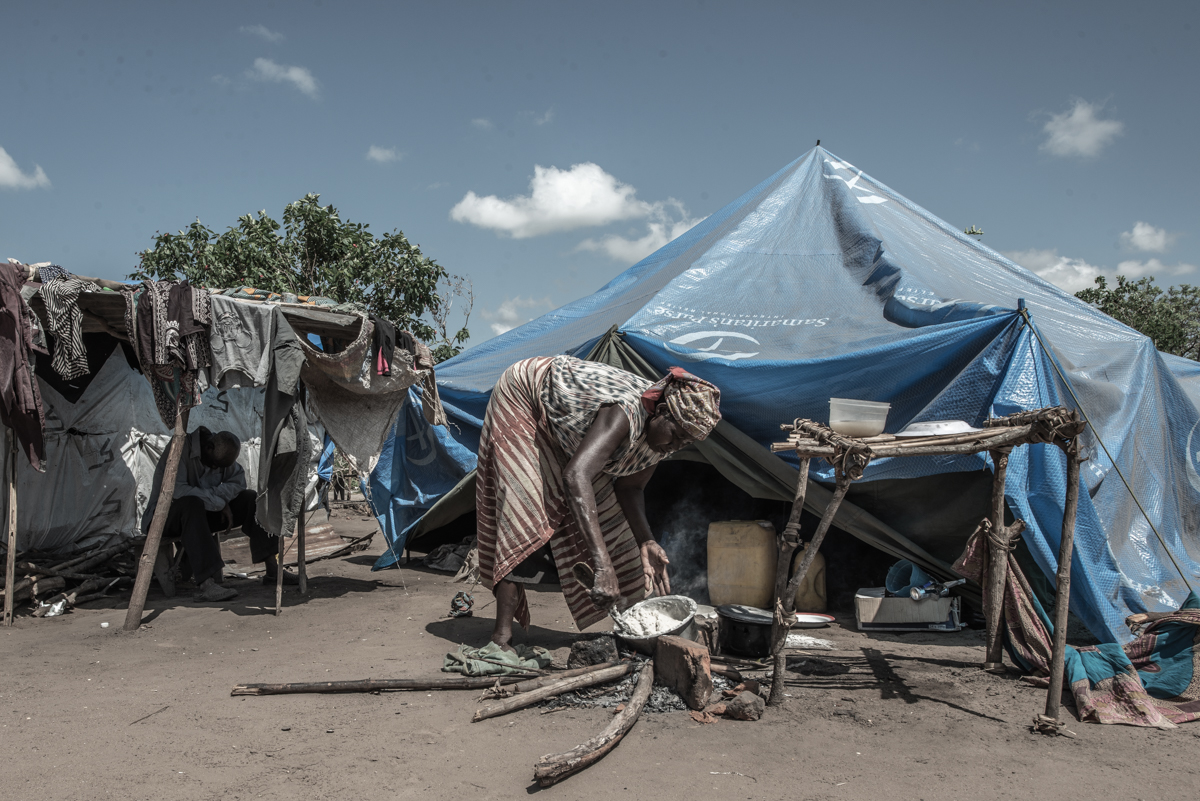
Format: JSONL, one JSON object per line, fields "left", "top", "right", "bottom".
{"left": 707, "top": 520, "right": 777, "bottom": 609}
{"left": 791, "top": 543, "right": 828, "bottom": 613}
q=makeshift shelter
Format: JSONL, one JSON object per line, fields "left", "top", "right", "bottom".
{"left": 0, "top": 341, "right": 326, "bottom": 554}
{"left": 376, "top": 146, "right": 1200, "bottom": 644}
{"left": 0, "top": 270, "right": 441, "bottom": 623}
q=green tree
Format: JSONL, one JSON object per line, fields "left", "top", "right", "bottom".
{"left": 130, "top": 194, "right": 472, "bottom": 362}
{"left": 1075, "top": 275, "right": 1200, "bottom": 361}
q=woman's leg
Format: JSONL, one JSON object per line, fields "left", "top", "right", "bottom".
{"left": 491, "top": 578, "right": 520, "bottom": 650}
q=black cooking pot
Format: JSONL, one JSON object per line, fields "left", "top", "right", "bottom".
{"left": 716, "top": 604, "right": 773, "bottom": 658}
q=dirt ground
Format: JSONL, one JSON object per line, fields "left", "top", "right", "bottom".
{"left": 3, "top": 510, "right": 1198, "bottom": 801}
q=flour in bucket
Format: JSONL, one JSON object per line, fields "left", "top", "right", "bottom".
{"left": 614, "top": 596, "right": 696, "bottom": 637}
{"left": 618, "top": 605, "right": 679, "bottom": 637}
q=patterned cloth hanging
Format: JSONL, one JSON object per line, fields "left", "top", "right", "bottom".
{"left": 121, "top": 280, "right": 212, "bottom": 426}
{"left": 39, "top": 277, "right": 93, "bottom": 381}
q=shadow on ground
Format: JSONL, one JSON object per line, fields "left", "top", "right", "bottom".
{"left": 77, "top": 573, "right": 383, "bottom": 622}
{"left": 784, "top": 647, "right": 1007, "bottom": 723}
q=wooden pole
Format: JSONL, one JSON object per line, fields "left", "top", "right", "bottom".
{"left": 1042, "top": 438, "right": 1081, "bottom": 727}
{"left": 4, "top": 432, "right": 17, "bottom": 627}
{"left": 274, "top": 532, "right": 285, "bottom": 616}
{"left": 768, "top": 458, "right": 810, "bottom": 706}
{"left": 983, "top": 448, "right": 1011, "bottom": 671}
{"left": 232, "top": 661, "right": 624, "bottom": 698}
{"left": 297, "top": 511, "right": 307, "bottom": 595}
{"left": 233, "top": 675, "right": 525, "bottom": 696}
{"left": 124, "top": 409, "right": 188, "bottom": 632}
{"left": 770, "top": 471, "right": 852, "bottom": 706}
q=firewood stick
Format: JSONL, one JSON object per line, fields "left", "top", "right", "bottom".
{"left": 533, "top": 660, "right": 655, "bottom": 787}
{"left": 63, "top": 540, "right": 134, "bottom": 574}
{"left": 16, "top": 563, "right": 104, "bottom": 581}
{"left": 33, "top": 577, "right": 123, "bottom": 615}
{"left": 72, "top": 578, "right": 131, "bottom": 605}
{"left": 484, "top": 661, "right": 626, "bottom": 698}
{"left": 6, "top": 541, "right": 136, "bottom": 597}
{"left": 6, "top": 576, "right": 66, "bottom": 605}
{"left": 711, "top": 666, "right": 743, "bottom": 682}
{"left": 231, "top": 675, "right": 530, "bottom": 696}
{"left": 709, "top": 653, "right": 767, "bottom": 668}
{"left": 473, "top": 663, "right": 636, "bottom": 722}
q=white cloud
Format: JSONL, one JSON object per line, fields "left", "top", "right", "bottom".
{"left": 1120, "top": 221, "right": 1174, "bottom": 253}
{"left": 239, "top": 24, "right": 284, "bottom": 43}
{"left": 366, "top": 145, "right": 400, "bottom": 163}
{"left": 211, "top": 74, "right": 232, "bottom": 88}
{"left": 481, "top": 296, "right": 552, "bottom": 336}
{"left": 246, "top": 58, "right": 319, "bottom": 98}
{"left": 0, "top": 146, "right": 50, "bottom": 190}
{"left": 578, "top": 201, "right": 705, "bottom": 263}
{"left": 1114, "top": 258, "right": 1198, "bottom": 282}
{"left": 470, "top": 118, "right": 494, "bottom": 130}
{"left": 1004, "top": 248, "right": 1103, "bottom": 293}
{"left": 532, "top": 109, "right": 554, "bottom": 126}
{"left": 1005, "top": 248, "right": 1199, "bottom": 293}
{"left": 1040, "top": 99, "right": 1123, "bottom": 158}
{"left": 451, "top": 162, "right": 664, "bottom": 239}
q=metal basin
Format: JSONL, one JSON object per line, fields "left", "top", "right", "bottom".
{"left": 612, "top": 595, "right": 698, "bottom": 655}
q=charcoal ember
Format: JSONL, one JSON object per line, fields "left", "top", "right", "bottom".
{"left": 567, "top": 634, "right": 618, "bottom": 668}
{"left": 542, "top": 663, "right": 688, "bottom": 714}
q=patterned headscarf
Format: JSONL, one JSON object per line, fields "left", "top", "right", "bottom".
{"left": 640, "top": 366, "right": 721, "bottom": 440}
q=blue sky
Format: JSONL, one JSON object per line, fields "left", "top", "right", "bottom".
{"left": 2, "top": 1, "right": 1196, "bottom": 346}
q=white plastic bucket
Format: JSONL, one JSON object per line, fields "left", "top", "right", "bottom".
{"left": 828, "top": 398, "right": 891, "bottom": 437}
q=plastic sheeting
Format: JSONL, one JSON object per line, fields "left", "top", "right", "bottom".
{"left": 1, "top": 346, "right": 324, "bottom": 555}
{"left": 379, "top": 147, "right": 1200, "bottom": 644}
{"left": 368, "top": 387, "right": 476, "bottom": 570}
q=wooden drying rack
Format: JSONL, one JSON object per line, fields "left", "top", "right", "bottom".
{"left": 767, "top": 406, "right": 1086, "bottom": 736}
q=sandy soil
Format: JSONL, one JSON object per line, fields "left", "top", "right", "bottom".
{"left": 3, "top": 511, "right": 1198, "bottom": 801}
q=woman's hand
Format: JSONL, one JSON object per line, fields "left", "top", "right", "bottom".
{"left": 640, "top": 541, "right": 671, "bottom": 597}
{"left": 590, "top": 563, "right": 621, "bottom": 610}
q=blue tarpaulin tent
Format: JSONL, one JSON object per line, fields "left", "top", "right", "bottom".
{"left": 371, "top": 146, "right": 1200, "bottom": 644}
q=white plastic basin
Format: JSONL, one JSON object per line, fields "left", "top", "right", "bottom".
{"left": 828, "top": 398, "right": 890, "bottom": 437}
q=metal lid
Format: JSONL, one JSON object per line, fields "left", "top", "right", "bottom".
{"left": 715, "top": 604, "right": 773, "bottom": 625}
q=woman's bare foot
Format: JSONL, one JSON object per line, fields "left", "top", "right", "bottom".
{"left": 489, "top": 634, "right": 517, "bottom": 653}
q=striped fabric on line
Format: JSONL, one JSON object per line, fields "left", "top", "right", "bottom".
{"left": 39, "top": 277, "right": 93, "bottom": 381}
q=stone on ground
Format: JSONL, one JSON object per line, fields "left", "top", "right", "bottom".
{"left": 725, "top": 690, "right": 765, "bottom": 721}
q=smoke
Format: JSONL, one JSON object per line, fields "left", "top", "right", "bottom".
{"left": 656, "top": 485, "right": 714, "bottom": 604}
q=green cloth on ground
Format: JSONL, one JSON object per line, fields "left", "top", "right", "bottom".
{"left": 442, "top": 642, "right": 552, "bottom": 677}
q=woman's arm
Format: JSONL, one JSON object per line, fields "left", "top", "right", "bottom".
{"left": 613, "top": 465, "right": 656, "bottom": 545}
{"left": 562, "top": 404, "right": 631, "bottom": 609}
{"left": 615, "top": 465, "right": 671, "bottom": 597}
